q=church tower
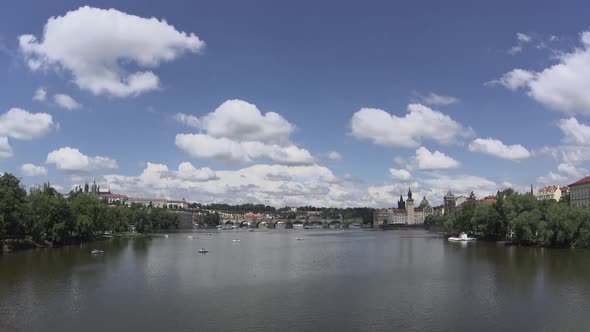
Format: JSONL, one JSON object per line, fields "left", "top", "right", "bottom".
{"left": 397, "top": 194, "right": 405, "bottom": 209}
{"left": 406, "top": 186, "right": 415, "bottom": 224}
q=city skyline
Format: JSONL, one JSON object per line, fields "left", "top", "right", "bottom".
{"left": 2, "top": 1, "right": 590, "bottom": 207}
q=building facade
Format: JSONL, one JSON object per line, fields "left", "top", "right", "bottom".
{"left": 444, "top": 190, "right": 456, "bottom": 215}
{"left": 536, "top": 185, "right": 563, "bottom": 201}
{"left": 373, "top": 187, "right": 434, "bottom": 226}
{"left": 569, "top": 176, "right": 590, "bottom": 207}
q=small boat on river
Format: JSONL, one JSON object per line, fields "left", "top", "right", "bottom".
{"left": 198, "top": 248, "right": 209, "bottom": 254}
{"left": 91, "top": 249, "right": 104, "bottom": 255}
{"left": 448, "top": 232, "right": 476, "bottom": 242}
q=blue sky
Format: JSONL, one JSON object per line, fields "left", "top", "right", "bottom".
{"left": 1, "top": 0, "right": 590, "bottom": 207}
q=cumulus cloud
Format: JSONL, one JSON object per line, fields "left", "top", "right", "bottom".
{"left": 558, "top": 117, "right": 590, "bottom": 145}
{"left": 33, "top": 87, "right": 46, "bottom": 101}
{"left": 418, "top": 92, "right": 460, "bottom": 106}
{"left": 0, "top": 137, "right": 13, "bottom": 158}
{"left": 350, "top": 103, "right": 474, "bottom": 148}
{"left": 53, "top": 93, "right": 81, "bottom": 110}
{"left": 557, "top": 163, "right": 587, "bottom": 179}
{"left": 21, "top": 163, "right": 48, "bottom": 176}
{"left": 389, "top": 168, "right": 412, "bottom": 181}
{"left": 537, "top": 171, "right": 568, "bottom": 184}
{"left": 175, "top": 99, "right": 313, "bottom": 165}
{"left": 0, "top": 108, "right": 54, "bottom": 140}
{"left": 200, "top": 100, "right": 295, "bottom": 144}
{"left": 174, "top": 113, "right": 200, "bottom": 128}
{"left": 176, "top": 162, "right": 218, "bottom": 181}
{"left": 175, "top": 134, "right": 314, "bottom": 165}
{"left": 492, "top": 29, "right": 590, "bottom": 114}
{"left": 101, "top": 163, "right": 369, "bottom": 207}
{"left": 410, "top": 147, "right": 461, "bottom": 170}
{"left": 46, "top": 147, "right": 118, "bottom": 172}
{"left": 327, "top": 151, "right": 342, "bottom": 161}
{"left": 19, "top": 6, "right": 205, "bottom": 97}
{"left": 486, "top": 69, "right": 535, "bottom": 90}
{"left": 468, "top": 138, "right": 531, "bottom": 160}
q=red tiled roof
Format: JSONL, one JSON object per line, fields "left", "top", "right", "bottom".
{"left": 128, "top": 197, "right": 168, "bottom": 202}
{"left": 477, "top": 198, "right": 497, "bottom": 205}
{"left": 167, "top": 200, "right": 187, "bottom": 204}
{"left": 569, "top": 176, "right": 590, "bottom": 187}
{"left": 100, "top": 194, "right": 128, "bottom": 199}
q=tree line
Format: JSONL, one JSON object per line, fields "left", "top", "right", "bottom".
{"left": 425, "top": 189, "right": 590, "bottom": 248}
{"left": 0, "top": 173, "right": 178, "bottom": 252}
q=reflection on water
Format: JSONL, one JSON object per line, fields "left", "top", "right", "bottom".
{"left": 1, "top": 229, "right": 590, "bottom": 331}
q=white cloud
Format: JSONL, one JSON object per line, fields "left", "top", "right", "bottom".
{"left": 558, "top": 117, "right": 590, "bottom": 145}
{"left": 19, "top": 6, "right": 205, "bottom": 97}
{"left": 21, "top": 163, "right": 48, "bottom": 176}
{"left": 33, "top": 87, "right": 46, "bottom": 101}
{"left": 0, "top": 137, "right": 13, "bottom": 158}
{"left": 174, "top": 113, "right": 200, "bottom": 128}
{"left": 410, "top": 147, "right": 460, "bottom": 170}
{"left": 175, "top": 134, "right": 314, "bottom": 165}
{"left": 176, "top": 162, "right": 218, "bottom": 181}
{"left": 537, "top": 171, "right": 568, "bottom": 184}
{"left": 46, "top": 147, "right": 118, "bottom": 172}
{"left": 200, "top": 100, "right": 294, "bottom": 144}
{"left": 102, "top": 163, "right": 368, "bottom": 207}
{"left": 53, "top": 94, "right": 81, "bottom": 110}
{"left": 517, "top": 32, "right": 532, "bottom": 43}
{"left": 327, "top": 151, "right": 342, "bottom": 161}
{"left": 493, "top": 29, "right": 590, "bottom": 114}
{"left": 0, "top": 108, "right": 54, "bottom": 140}
{"left": 389, "top": 168, "right": 412, "bottom": 181}
{"left": 350, "top": 103, "right": 475, "bottom": 148}
{"left": 419, "top": 93, "right": 460, "bottom": 106}
{"left": 508, "top": 45, "right": 523, "bottom": 55}
{"left": 468, "top": 138, "right": 531, "bottom": 160}
{"left": 557, "top": 163, "right": 587, "bottom": 179}
{"left": 487, "top": 69, "right": 535, "bottom": 90}
{"left": 175, "top": 99, "right": 312, "bottom": 165}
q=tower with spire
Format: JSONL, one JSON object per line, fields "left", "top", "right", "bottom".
{"left": 406, "top": 186, "right": 415, "bottom": 223}
{"left": 397, "top": 194, "right": 406, "bottom": 209}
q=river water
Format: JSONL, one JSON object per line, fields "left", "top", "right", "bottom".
{"left": 1, "top": 229, "right": 590, "bottom": 331}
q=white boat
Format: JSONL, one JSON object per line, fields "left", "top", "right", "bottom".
{"left": 448, "top": 232, "right": 476, "bottom": 242}
{"left": 216, "top": 225, "right": 222, "bottom": 229}
{"left": 164, "top": 234, "right": 169, "bottom": 238}
{"left": 232, "top": 239, "right": 240, "bottom": 243}
{"left": 198, "top": 248, "right": 209, "bottom": 254}
{"left": 187, "top": 235, "right": 194, "bottom": 240}
{"left": 91, "top": 249, "right": 104, "bottom": 255}
{"left": 295, "top": 237, "right": 303, "bottom": 240}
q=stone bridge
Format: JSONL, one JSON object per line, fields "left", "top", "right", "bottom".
{"left": 219, "top": 216, "right": 363, "bottom": 229}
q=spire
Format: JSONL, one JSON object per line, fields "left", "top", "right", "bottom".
{"left": 407, "top": 186, "right": 412, "bottom": 199}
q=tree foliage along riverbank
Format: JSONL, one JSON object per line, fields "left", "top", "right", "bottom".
{"left": 0, "top": 173, "right": 178, "bottom": 253}
{"left": 425, "top": 189, "right": 590, "bottom": 248}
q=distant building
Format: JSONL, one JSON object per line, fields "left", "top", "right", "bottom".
{"left": 99, "top": 193, "right": 128, "bottom": 205}
{"left": 536, "top": 185, "right": 563, "bottom": 201}
{"left": 444, "top": 190, "right": 456, "bottom": 215}
{"left": 373, "top": 187, "right": 434, "bottom": 226}
{"left": 126, "top": 197, "right": 188, "bottom": 209}
{"left": 569, "top": 176, "right": 590, "bottom": 207}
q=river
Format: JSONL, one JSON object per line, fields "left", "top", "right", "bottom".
{"left": 1, "top": 229, "right": 590, "bottom": 331}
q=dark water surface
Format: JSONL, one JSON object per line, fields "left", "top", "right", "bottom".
{"left": 2, "top": 229, "right": 590, "bottom": 331}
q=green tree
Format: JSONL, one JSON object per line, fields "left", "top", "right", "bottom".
{"left": 0, "top": 173, "right": 27, "bottom": 236}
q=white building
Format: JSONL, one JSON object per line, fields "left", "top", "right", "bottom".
{"left": 536, "top": 185, "right": 563, "bottom": 201}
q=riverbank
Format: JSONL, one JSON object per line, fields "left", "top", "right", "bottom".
{"left": 1, "top": 232, "right": 150, "bottom": 254}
